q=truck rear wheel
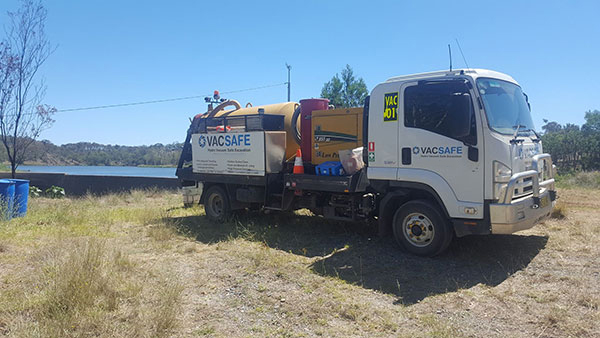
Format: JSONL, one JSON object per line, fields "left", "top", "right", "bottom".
{"left": 204, "top": 185, "right": 231, "bottom": 222}
{"left": 392, "top": 200, "right": 452, "bottom": 256}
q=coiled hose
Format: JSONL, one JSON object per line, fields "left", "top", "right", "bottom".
{"left": 291, "top": 103, "right": 302, "bottom": 145}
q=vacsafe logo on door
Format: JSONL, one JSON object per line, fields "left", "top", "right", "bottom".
{"left": 412, "top": 146, "right": 463, "bottom": 158}
{"left": 198, "top": 133, "right": 252, "bottom": 152}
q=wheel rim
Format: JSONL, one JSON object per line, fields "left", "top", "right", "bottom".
{"left": 402, "top": 212, "right": 435, "bottom": 247}
{"left": 207, "top": 193, "right": 224, "bottom": 217}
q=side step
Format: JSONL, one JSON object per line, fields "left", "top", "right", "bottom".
{"left": 264, "top": 192, "right": 294, "bottom": 211}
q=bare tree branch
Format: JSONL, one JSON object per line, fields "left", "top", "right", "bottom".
{"left": 0, "top": 0, "right": 56, "bottom": 177}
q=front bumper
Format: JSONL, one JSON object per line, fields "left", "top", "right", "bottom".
{"left": 490, "top": 153, "right": 556, "bottom": 234}
{"left": 490, "top": 190, "right": 555, "bottom": 234}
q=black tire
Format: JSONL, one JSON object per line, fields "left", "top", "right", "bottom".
{"left": 392, "top": 200, "right": 452, "bottom": 257}
{"left": 203, "top": 185, "right": 231, "bottom": 222}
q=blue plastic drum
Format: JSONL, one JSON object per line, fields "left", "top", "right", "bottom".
{"left": 0, "top": 179, "right": 15, "bottom": 220}
{"left": 9, "top": 179, "right": 29, "bottom": 217}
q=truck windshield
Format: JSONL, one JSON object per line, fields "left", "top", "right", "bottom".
{"left": 476, "top": 78, "right": 535, "bottom": 135}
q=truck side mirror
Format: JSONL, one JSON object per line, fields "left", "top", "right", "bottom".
{"left": 523, "top": 92, "right": 531, "bottom": 111}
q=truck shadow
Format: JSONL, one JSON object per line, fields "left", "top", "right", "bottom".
{"left": 309, "top": 234, "right": 547, "bottom": 305}
{"left": 170, "top": 211, "right": 547, "bottom": 305}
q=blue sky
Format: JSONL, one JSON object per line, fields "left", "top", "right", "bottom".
{"left": 0, "top": 0, "right": 598, "bottom": 145}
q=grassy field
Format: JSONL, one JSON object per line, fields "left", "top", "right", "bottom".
{"left": 0, "top": 186, "right": 598, "bottom": 337}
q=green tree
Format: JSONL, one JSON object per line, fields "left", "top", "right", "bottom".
{"left": 321, "top": 65, "right": 368, "bottom": 108}
{"left": 541, "top": 119, "right": 562, "bottom": 134}
{"left": 582, "top": 110, "right": 600, "bottom": 132}
{"left": 541, "top": 112, "right": 600, "bottom": 171}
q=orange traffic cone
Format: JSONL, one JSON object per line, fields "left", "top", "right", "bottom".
{"left": 293, "top": 149, "right": 304, "bottom": 174}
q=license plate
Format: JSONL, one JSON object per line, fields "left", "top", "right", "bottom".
{"left": 540, "top": 195, "right": 550, "bottom": 208}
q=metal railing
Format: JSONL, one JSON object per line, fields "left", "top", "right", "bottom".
{"left": 193, "top": 114, "right": 284, "bottom": 134}
{"left": 532, "top": 153, "right": 555, "bottom": 190}
{"left": 499, "top": 153, "right": 555, "bottom": 204}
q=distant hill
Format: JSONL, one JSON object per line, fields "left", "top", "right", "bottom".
{"left": 0, "top": 139, "right": 183, "bottom": 167}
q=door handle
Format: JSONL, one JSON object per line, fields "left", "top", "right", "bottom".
{"left": 402, "top": 147, "right": 411, "bottom": 165}
{"left": 468, "top": 146, "right": 478, "bottom": 162}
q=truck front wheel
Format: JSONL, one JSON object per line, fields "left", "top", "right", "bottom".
{"left": 204, "top": 185, "right": 231, "bottom": 222}
{"left": 392, "top": 200, "right": 452, "bottom": 256}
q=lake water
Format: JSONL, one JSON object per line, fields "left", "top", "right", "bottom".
{"left": 18, "top": 165, "right": 176, "bottom": 178}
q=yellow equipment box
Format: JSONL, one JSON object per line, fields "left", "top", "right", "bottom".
{"left": 311, "top": 107, "right": 363, "bottom": 165}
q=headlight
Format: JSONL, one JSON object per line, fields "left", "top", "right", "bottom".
{"left": 494, "top": 161, "right": 512, "bottom": 183}
{"left": 493, "top": 161, "right": 512, "bottom": 201}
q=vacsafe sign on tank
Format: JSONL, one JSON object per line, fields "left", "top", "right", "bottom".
{"left": 191, "top": 132, "right": 265, "bottom": 176}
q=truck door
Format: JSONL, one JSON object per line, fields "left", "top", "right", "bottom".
{"left": 366, "top": 82, "right": 400, "bottom": 179}
{"left": 399, "top": 79, "right": 484, "bottom": 217}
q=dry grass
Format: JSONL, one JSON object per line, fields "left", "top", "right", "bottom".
{"left": 0, "top": 189, "right": 183, "bottom": 337}
{"left": 551, "top": 201, "right": 567, "bottom": 219}
{"left": 147, "top": 222, "right": 177, "bottom": 242}
{"left": 151, "top": 278, "right": 183, "bottom": 336}
{"left": 39, "top": 239, "right": 123, "bottom": 336}
{"left": 557, "top": 171, "right": 600, "bottom": 189}
{"left": 0, "top": 187, "right": 599, "bottom": 337}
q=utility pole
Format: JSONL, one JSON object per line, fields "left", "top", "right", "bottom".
{"left": 286, "top": 63, "right": 291, "bottom": 101}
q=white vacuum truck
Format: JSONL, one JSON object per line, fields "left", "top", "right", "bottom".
{"left": 176, "top": 69, "right": 556, "bottom": 256}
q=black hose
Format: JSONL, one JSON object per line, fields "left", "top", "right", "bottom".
{"left": 291, "top": 104, "right": 302, "bottom": 145}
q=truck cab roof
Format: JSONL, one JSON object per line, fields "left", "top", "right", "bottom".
{"left": 385, "top": 68, "right": 519, "bottom": 86}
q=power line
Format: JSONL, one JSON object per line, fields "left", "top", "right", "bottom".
{"left": 55, "top": 82, "right": 287, "bottom": 113}
{"left": 57, "top": 94, "right": 207, "bottom": 112}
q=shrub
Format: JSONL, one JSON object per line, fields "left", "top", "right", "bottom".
{"left": 45, "top": 186, "right": 65, "bottom": 198}
{"left": 29, "top": 186, "right": 43, "bottom": 197}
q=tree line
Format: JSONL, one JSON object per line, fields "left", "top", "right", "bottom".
{"left": 4, "top": 110, "right": 596, "bottom": 171}
{"left": 541, "top": 110, "right": 600, "bottom": 172}
{"left": 0, "top": 139, "right": 183, "bottom": 167}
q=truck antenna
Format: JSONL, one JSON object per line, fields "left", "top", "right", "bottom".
{"left": 448, "top": 44, "right": 452, "bottom": 71}
{"left": 455, "top": 38, "right": 470, "bottom": 70}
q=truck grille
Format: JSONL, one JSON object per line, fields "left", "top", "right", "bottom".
{"left": 512, "top": 176, "right": 534, "bottom": 200}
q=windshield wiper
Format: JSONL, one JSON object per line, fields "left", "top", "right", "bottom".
{"left": 527, "top": 129, "right": 541, "bottom": 143}
{"left": 510, "top": 126, "right": 540, "bottom": 144}
{"left": 510, "top": 124, "right": 526, "bottom": 144}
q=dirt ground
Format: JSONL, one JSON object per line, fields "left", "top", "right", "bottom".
{"left": 0, "top": 187, "right": 598, "bottom": 337}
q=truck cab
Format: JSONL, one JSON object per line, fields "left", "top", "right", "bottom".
{"left": 367, "top": 69, "right": 555, "bottom": 254}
